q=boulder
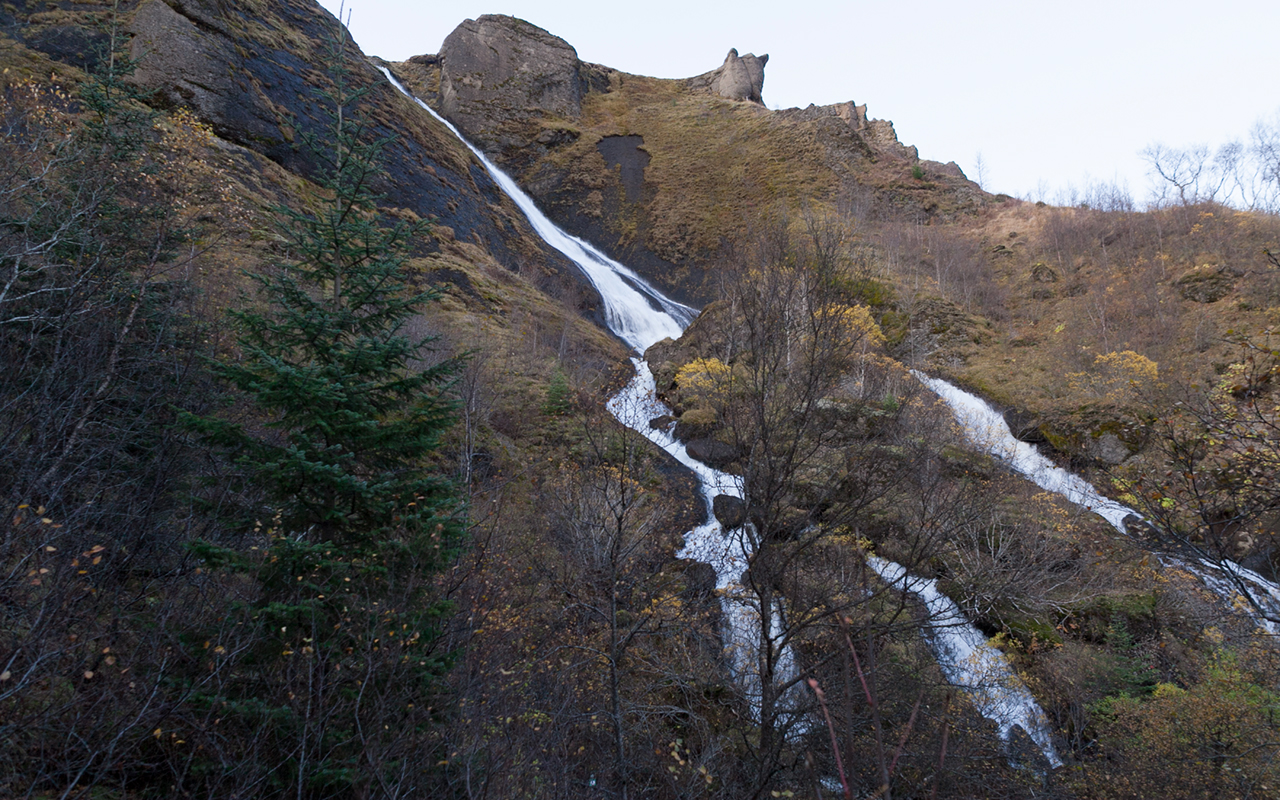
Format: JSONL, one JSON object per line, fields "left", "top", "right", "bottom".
{"left": 673, "top": 407, "right": 719, "bottom": 441}
{"left": 1089, "top": 432, "right": 1131, "bottom": 465}
{"left": 439, "top": 15, "right": 585, "bottom": 141}
{"left": 712, "top": 495, "right": 746, "bottom": 529}
{"left": 686, "top": 438, "right": 738, "bottom": 468}
{"left": 679, "top": 560, "right": 718, "bottom": 600}
{"left": 687, "top": 48, "right": 768, "bottom": 104}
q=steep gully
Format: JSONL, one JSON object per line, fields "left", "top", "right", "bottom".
{"left": 382, "top": 67, "right": 1068, "bottom": 764}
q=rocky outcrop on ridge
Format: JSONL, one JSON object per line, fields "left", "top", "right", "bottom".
{"left": 393, "top": 15, "right": 988, "bottom": 305}
{"left": 439, "top": 15, "right": 601, "bottom": 137}
{"left": 686, "top": 48, "right": 768, "bottom": 104}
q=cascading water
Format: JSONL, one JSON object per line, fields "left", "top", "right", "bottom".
{"left": 916, "top": 373, "right": 1280, "bottom": 634}
{"left": 866, "top": 558, "right": 1062, "bottom": 767}
{"left": 381, "top": 67, "right": 1061, "bottom": 763}
{"left": 378, "top": 69, "right": 695, "bottom": 353}
{"left": 607, "top": 361, "right": 800, "bottom": 717}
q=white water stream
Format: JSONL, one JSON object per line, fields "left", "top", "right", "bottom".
{"left": 383, "top": 68, "right": 1061, "bottom": 763}
{"left": 916, "top": 372, "right": 1280, "bottom": 635}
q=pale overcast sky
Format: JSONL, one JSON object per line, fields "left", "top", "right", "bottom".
{"left": 319, "top": 0, "right": 1280, "bottom": 203}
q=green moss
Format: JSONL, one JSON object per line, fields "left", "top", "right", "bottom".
{"left": 1004, "top": 617, "right": 1064, "bottom": 649}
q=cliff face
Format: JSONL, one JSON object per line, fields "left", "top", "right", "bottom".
{"left": 395, "top": 14, "right": 985, "bottom": 304}
{"left": 1, "top": 0, "right": 590, "bottom": 288}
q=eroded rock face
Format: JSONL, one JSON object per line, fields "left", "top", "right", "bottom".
{"left": 126, "top": 0, "right": 585, "bottom": 284}
{"left": 687, "top": 48, "right": 768, "bottom": 104}
{"left": 130, "top": 0, "right": 287, "bottom": 159}
{"left": 686, "top": 438, "right": 738, "bottom": 469}
{"left": 439, "top": 14, "right": 585, "bottom": 143}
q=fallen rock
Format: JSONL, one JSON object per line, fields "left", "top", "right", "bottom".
{"left": 686, "top": 438, "right": 738, "bottom": 468}
{"left": 713, "top": 495, "right": 746, "bottom": 529}
{"left": 1090, "top": 432, "right": 1131, "bottom": 465}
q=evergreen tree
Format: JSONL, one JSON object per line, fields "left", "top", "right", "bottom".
{"left": 186, "top": 35, "right": 465, "bottom": 797}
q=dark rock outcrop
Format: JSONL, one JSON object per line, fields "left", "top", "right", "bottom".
{"left": 712, "top": 494, "right": 746, "bottom": 529}
{"left": 597, "top": 135, "right": 650, "bottom": 203}
{"left": 131, "top": 0, "right": 292, "bottom": 162}
{"left": 1004, "top": 408, "right": 1048, "bottom": 444}
{"left": 120, "top": 0, "right": 585, "bottom": 286}
{"left": 686, "top": 438, "right": 738, "bottom": 469}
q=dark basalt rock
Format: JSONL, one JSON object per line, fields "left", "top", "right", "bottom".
{"left": 680, "top": 560, "right": 718, "bottom": 600}
{"left": 1004, "top": 408, "right": 1048, "bottom": 444}
{"left": 122, "top": 0, "right": 584, "bottom": 286}
{"left": 686, "top": 438, "right": 738, "bottom": 469}
{"left": 25, "top": 25, "right": 108, "bottom": 72}
{"left": 597, "top": 135, "right": 650, "bottom": 204}
{"left": 713, "top": 494, "right": 746, "bottom": 529}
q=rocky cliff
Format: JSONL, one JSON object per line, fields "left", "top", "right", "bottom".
{"left": 393, "top": 14, "right": 985, "bottom": 304}
{"left": 686, "top": 47, "right": 769, "bottom": 104}
{"left": 1, "top": 0, "right": 594, "bottom": 294}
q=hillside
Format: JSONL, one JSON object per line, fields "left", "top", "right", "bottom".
{"left": 4, "top": 4, "right": 1280, "bottom": 799}
{"left": 391, "top": 14, "right": 986, "bottom": 304}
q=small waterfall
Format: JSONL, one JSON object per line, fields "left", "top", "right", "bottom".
{"left": 381, "top": 67, "right": 1061, "bottom": 762}
{"left": 867, "top": 558, "right": 1063, "bottom": 768}
{"left": 917, "top": 373, "right": 1280, "bottom": 634}
{"left": 379, "top": 68, "right": 693, "bottom": 354}
{"left": 913, "top": 372, "right": 1134, "bottom": 531}
{"left": 608, "top": 361, "right": 799, "bottom": 717}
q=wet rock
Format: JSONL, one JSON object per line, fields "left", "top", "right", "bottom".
{"left": 597, "top": 135, "right": 650, "bottom": 203}
{"left": 1006, "top": 724, "right": 1060, "bottom": 774}
{"left": 649, "top": 414, "right": 676, "bottom": 430}
{"left": 680, "top": 560, "right": 718, "bottom": 601}
{"left": 1004, "top": 408, "right": 1048, "bottom": 444}
{"left": 713, "top": 495, "right": 746, "bottom": 529}
{"left": 686, "top": 438, "right": 738, "bottom": 468}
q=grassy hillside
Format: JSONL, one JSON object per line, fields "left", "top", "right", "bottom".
{"left": 5, "top": 4, "right": 1280, "bottom": 798}
{"left": 393, "top": 53, "right": 987, "bottom": 304}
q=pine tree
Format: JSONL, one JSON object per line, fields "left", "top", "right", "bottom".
{"left": 186, "top": 32, "right": 464, "bottom": 796}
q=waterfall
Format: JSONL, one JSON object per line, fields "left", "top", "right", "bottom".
{"left": 381, "top": 67, "right": 1061, "bottom": 763}
{"left": 867, "top": 558, "right": 1063, "bottom": 767}
{"left": 917, "top": 373, "right": 1280, "bottom": 634}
